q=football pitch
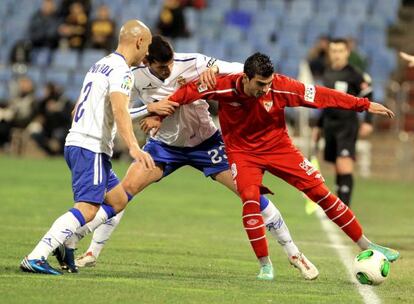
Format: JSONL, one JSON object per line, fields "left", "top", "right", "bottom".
{"left": 0, "top": 156, "right": 412, "bottom": 304}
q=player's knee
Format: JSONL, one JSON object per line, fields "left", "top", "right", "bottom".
{"left": 121, "top": 179, "right": 140, "bottom": 196}
{"left": 240, "top": 185, "right": 260, "bottom": 202}
{"left": 74, "top": 202, "right": 100, "bottom": 223}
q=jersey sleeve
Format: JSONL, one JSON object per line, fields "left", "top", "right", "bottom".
{"left": 108, "top": 66, "right": 134, "bottom": 97}
{"left": 195, "top": 53, "right": 244, "bottom": 75}
{"left": 169, "top": 79, "right": 218, "bottom": 105}
{"left": 274, "top": 75, "right": 370, "bottom": 112}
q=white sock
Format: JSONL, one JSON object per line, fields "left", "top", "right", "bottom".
{"left": 65, "top": 207, "right": 113, "bottom": 249}
{"left": 261, "top": 201, "right": 300, "bottom": 258}
{"left": 87, "top": 210, "right": 125, "bottom": 258}
{"left": 28, "top": 211, "right": 82, "bottom": 260}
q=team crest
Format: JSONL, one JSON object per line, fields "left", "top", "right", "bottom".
{"left": 177, "top": 76, "right": 187, "bottom": 87}
{"left": 121, "top": 74, "right": 133, "bottom": 91}
{"left": 263, "top": 100, "right": 273, "bottom": 112}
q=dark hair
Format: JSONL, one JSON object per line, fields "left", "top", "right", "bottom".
{"left": 244, "top": 52, "right": 274, "bottom": 79}
{"left": 329, "top": 38, "right": 349, "bottom": 47}
{"left": 146, "top": 35, "right": 174, "bottom": 64}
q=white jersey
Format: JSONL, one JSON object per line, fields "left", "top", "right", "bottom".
{"left": 131, "top": 53, "right": 243, "bottom": 147}
{"left": 65, "top": 53, "right": 133, "bottom": 156}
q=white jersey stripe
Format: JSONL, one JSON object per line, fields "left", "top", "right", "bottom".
{"left": 93, "top": 154, "right": 99, "bottom": 185}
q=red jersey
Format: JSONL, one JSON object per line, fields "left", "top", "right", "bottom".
{"left": 169, "top": 73, "right": 370, "bottom": 153}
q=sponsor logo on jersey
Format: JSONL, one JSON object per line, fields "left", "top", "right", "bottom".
{"left": 206, "top": 57, "right": 218, "bottom": 68}
{"left": 263, "top": 100, "right": 273, "bottom": 112}
{"left": 121, "top": 74, "right": 133, "bottom": 91}
{"left": 304, "top": 84, "right": 316, "bottom": 102}
{"left": 340, "top": 149, "right": 350, "bottom": 157}
{"left": 142, "top": 82, "right": 156, "bottom": 90}
{"left": 336, "top": 202, "right": 345, "bottom": 212}
{"left": 229, "top": 102, "right": 242, "bottom": 107}
{"left": 197, "top": 83, "right": 208, "bottom": 93}
{"left": 247, "top": 219, "right": 259, "bottom": 226}
{"left": 177, "top": 76, "right": 187, "bottom": 87}
{"left": 334, "top": 81, "right": 348, "bottom": 93}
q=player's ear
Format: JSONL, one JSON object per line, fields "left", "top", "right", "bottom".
{"left": 136, "top": 37, "right": 143, "bottom": 49}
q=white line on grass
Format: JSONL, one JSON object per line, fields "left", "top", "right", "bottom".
{"left": 315, "top": 208, "right": 382, "bottom": 304}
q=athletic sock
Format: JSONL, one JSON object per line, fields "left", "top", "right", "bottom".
{"left": 260, "top": 198, "right": 300, "bottom": 257}
{"left": 87, "top": 210, "right": 125, "bottom": 258}
{"left": 336, "top": 174, "right": 353, "bottom": 206}
{"left": 27, "top": 208, "right": 85, "bottom": 260}
{"left": 304, "top": 183, "right": 362, "bottom": 242}
{"left": 241, "top": 187, "right": 268, "bottom": 258}
{"left": 65, "top": 203, "right": 116, "bottom": 249}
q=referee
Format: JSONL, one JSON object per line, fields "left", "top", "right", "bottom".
{"left": 313, "top": 38, "right": 373, "bottom": 207}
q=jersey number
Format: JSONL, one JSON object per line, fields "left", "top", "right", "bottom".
{"left": 207, "top": 145, "right": 227, "bottom": 164}
{"left": 74, "top": 81, "right": 93, "bottom": 122}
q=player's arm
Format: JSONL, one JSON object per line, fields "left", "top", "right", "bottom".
{"left": 168, "top": 79, "right": 218, "bottom": 105}
{"left": 275, "top": 75, "right": 394, "bottom": 118}
{"left": 400, "top": 52, "right": 414, "bottom": 67}
{"left": 110, "top": 92, "right": 154, "bottom": 169}
{"left": 128, "top": 100, "right": 178, "bottom": 120}
{"left": 196, "top": 54, "right": 243, "bottom": 89}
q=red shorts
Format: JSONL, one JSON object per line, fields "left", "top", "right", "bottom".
{"left": 228, "top": 141, "right": 324, "bottom": 195}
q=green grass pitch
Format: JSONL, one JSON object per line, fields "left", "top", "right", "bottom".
{"left": 0, "top": 156, "right": 413, "bottom": 303}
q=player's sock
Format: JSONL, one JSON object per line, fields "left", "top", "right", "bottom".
{"left": 260, "top": 196, "right": 300, "bottom": 257}
{"left": 304, "top": 183, "right": 362, "bottom": 242}
{"left": 65, "top": 203, "right": 116, "bottom": 249}
{"left": 241, "top": 186, "right": 269, "bottom": 258}
{"left": 336, "top": 174, "right": 353, "bottom": 206}
{"left": 28, "top": 208, "right": 85, "bottom": 260}
{"left": 87, "top": 210, "right": 125, "bottom": 258}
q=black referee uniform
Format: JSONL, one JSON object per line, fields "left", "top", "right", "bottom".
{"left": 318, "top": 64, "right": 373, "bottom": 205}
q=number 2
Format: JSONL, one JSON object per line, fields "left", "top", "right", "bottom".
{"left": 74, "top": 81, "right": 92, "bottom": 122}
{"left": 207, "top": 144, "right": 227, "bottom": 164}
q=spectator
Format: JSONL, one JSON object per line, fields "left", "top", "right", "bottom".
{"left": 88, "top": 5, "right": 116, "bottom": 52}
{"left": 307, "top": 36, "right": 330, "bottom": 81}
{"left": 28, "top": 0, "right": 60, "bottom": 49}
{"left": 156, "top": 0, "right": 190, "bottom": 38}
{"left": 59, "top": 0, "right": 91, "bottom": 18}
{"left": 0, "top": 77, "right": 36, "bottom": 148}
{"left": 180, "top": 0, "right": 206, "bottom": 9}
{"left": 29, "top": 83, "right": 72, "bottom": 155}
{"left": 347, "top": 37, "right": 368, "bottom": 72}
{"left": 58, "top": 2, "right": 88, "bottom": 49}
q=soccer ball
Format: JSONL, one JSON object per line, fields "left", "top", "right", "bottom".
{"left": 353, "top": 249, "right": 390, "bottom": 285}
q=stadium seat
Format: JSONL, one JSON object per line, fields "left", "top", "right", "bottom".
{"left": 0, "top": 67, "right": 13, "bottom": 82}
{"left": 200, "top": 8, "right": 224, "bottom": 26}
{"left": 332, "top": 17, "right": 361, "bottom": 38}
{"left": 25, "top": 67, "right": 43, "bottom": 87}
{"left": 174, "top": 38, "right": 200, "bottom": 53}
{"left": 225, "top": 9, "right": 252, "bottom": 31}
{"left": 208, "top": 0, "right": 235, "bottom": 11}
{"left": 0, "top": 83, "right": 9, "bottom": 103}
{"left": 184, "top": 8, "right": 199, "bottom": 34}
{"left": 31, "top": 48, "right": 52, "bottom": 67}
{"left": 201, "top": 40, "right": 227, "bottom": 59}
{"left": 45, "top": 69, "right": 71, "bottom": 87}
{"left": 227, "top": 42, "right": 254, "bottom": 62}
{"left": 80, "top": 50, "right": 108, "bottom": 69}
{"left": 317, "top": 0, "right": 340, "bottom": 15}
{"left": 237, "top": 0, "right": 261, "bottom": 12}
{"left": 52, "top": 50, "right": 79, "bottom": 70}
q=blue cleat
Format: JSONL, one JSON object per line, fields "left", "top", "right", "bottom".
{"left": 53, "top": 244, "right": 78, "bottom": 273}
{"left": 368, "top": 243, "right": 400, "bottom": 262}
{"left": 20, "top": 256, "right": 62, "bottom": 275}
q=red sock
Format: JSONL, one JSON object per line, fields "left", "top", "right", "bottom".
{"left": 240, "top": 186, "right": 268, "bottom": 258}
{"left": 304, "top": 183, "right": 363, "bottom": 242}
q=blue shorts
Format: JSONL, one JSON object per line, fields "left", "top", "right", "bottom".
{"left": 64, "top": 146, "right": 120, "bottom": 204}
{"left": 143, "top": 131, "right": 230, "bottom": 178}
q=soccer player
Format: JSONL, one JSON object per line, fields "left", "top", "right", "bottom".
{"left": 20, "top": 20, "right": 155, "bottom": 275}
{"left": 312, "top": 38, "right": 374, "bottom": 206}
{"left": 162, "top": 52, "right": 400, "bottom": 278}
{"left": 70, "top": 36, "right": 318, "bottom": 280}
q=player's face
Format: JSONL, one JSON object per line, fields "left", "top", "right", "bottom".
{"left": 148, "top": 59, "right": 174, "bottom": 81}
{"left": 243, "top": 74, "right": 273, "bottom": 98}
{"left": 328, "top": 42, "right": 350, "bottom": 68}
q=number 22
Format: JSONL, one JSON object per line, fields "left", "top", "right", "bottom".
{"left": 74, "top": 81, "right": 92, "bottom": 122}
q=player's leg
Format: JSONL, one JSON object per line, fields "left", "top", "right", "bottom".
{"left": 74, "top": 161, "right": 164, "bottom": 267}
{"left": 213, "top": 169, "right": 318, "bottom": 280}
{"left": 21, "top": 147, "right": 108, "bottom": 274}
{"left": 269, "top": 142, "right": 399, "bottom": 262}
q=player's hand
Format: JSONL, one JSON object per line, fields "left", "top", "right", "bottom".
{"left": 139, "top": 116, "right": 162, "bottom": 134}
{"left": 129, "top": 143, "right": 155, "bottom": 170}
{"left": 359, "top": 122, "right": 374, "bottom": 138}
{"left": 199, "top": 65, "right": 219, "bottom": 89}
{"left": 400, "top": 52, "right": 414, "bottom": 67}
{"left": 368, "top": 102, "right": 395, "bottom": 119}
{"left": 147, "top": 100, "right": 179, "bottom": 116}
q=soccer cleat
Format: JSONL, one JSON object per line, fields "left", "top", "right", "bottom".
{"left": 257, "top": 264, "right": 274, "bottom": 280}
{"left": 20, "top": 256, "right": 62, "bottom": 275}
{"left": 75, "top": 251, "right": 97, "bottom": 268}
{"left": 53, "top": 245, "right": 78, "bottom": 273}
{"left": 289, "top": 252, "right": 319, "bottom": 280}
{"left": 368, "top": 243, "right": 400, "bottom": 262}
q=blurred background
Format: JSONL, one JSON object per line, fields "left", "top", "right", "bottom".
{"left": 0, "top": 0, "right": 413, "bottom": 180}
